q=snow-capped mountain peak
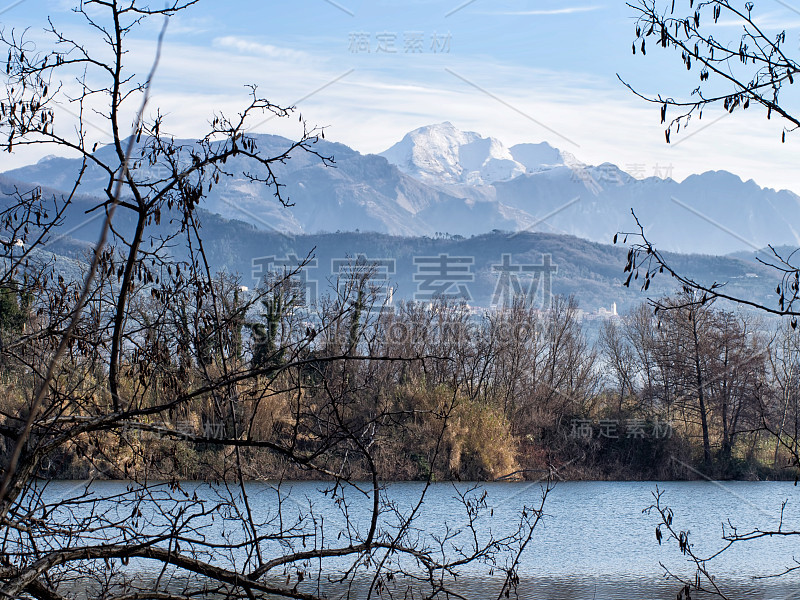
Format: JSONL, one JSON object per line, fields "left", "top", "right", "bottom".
{"left": 380, "top": 122, "right": 540, "bottom": 185}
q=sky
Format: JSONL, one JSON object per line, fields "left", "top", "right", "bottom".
{"left": 2, "top": 0, "right": 800, "bottom": 192}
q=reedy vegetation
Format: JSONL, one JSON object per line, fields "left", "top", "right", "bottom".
{"left": 0, "top": 278, "right": 796, "bottom": 483}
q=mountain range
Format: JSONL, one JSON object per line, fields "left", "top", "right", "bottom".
{"left": 4, "top": 122, "right": 799, "bottom": 256}
{"left": 0, "top": 123, "right": 793, "bottom": 316}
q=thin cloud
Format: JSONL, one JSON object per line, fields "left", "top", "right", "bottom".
{"left": 711, "top": 16, "right": 800, "bottom": 28}
{"left": 706, "top": 7, "right": 800, "bottom": 28}
{"left": 212, "top": 36, "right": 310, "bottom": 62}
{"left": 488, "top": 6, "right": 602, "bottom": 16}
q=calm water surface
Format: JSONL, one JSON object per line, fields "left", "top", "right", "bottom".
{"left": 40, "top": 480, "right": 800, "bottom": 599}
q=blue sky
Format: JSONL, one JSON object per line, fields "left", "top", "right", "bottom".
{"left": 2, "top": 0, "right": 800, "bottom": 192}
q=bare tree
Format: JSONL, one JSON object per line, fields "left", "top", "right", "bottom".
{"left": 619, "top": 0, "right": 800, "bottom": 317}
{"left": 766, "top": 322, "right": 800, "bottom": 471}
{"left": 619, "top": 3, "right": 800, "bottom": 586}
{"left": 598, "top": 317, "right": 638, "bottom": 412}
{"left": 0, "top": 3, "right": 550, "bottom": 600}
{"left": 624, "top": 0, "right": 800, "bottom": 137}
{"left": 632, "top": 298, "right": 786, "bottom": 596}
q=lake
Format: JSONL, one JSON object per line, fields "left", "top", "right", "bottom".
{"left": 36, "top": 479, "right": 800, "bottom": 599}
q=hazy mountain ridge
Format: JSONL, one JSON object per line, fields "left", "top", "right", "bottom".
{"left": 3, "top": 124, "right": 799, "bottom": 255}
{"left": 0, "top": 161, "right": 780, "bottom": 313}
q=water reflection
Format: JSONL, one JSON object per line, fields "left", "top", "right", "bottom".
{"left": 39, "top": 479, "right": 800, "bottom": 600}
